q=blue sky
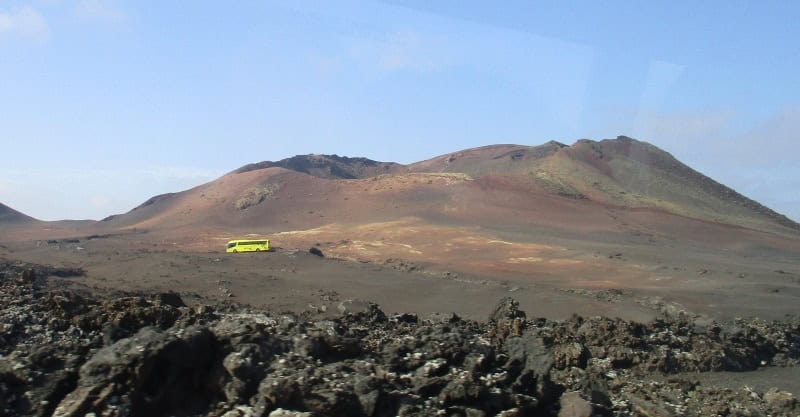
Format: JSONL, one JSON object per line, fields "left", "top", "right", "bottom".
{"left": 1, "top": 0, "right": 798, "bottom": 221}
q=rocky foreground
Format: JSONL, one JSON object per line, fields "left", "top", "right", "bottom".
{"left": 1, "top": 259, "right": 799, "bottom": 417}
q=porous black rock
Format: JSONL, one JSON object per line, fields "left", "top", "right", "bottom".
{"left": 1, "top": 259, "right": 799, "bottom": 417}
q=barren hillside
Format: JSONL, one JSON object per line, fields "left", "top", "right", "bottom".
{"left": 0, "top": 202, "right": 36, "bottom": 225}
{"left": 234, "top": 154, "right": 406, "bottom": 179}
{"left": 411, "top": 136, "right": 799, "bottom": 233}
{"left": 3, "top": 137, "right": 800, "bottom": 337}
{"left": 102, "top": 136, "right": 800, "bottom": 237}
{"left": 5, "top": 137, "right": 800, "bottom": 286}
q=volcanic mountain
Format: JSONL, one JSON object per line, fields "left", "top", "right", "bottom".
{"left": 5, "top": 136, "right": 800, "bottom": 318}
{"left": 3, "top": 143, "right": 800, "bottom": 416}
{"left": 0, "top": 202, "right": 36, "bottom": 225}
{"left": 409, "top": 137, "right": 799, "bottom": 232}
{"left": 84, "top": 135, "right": 800, "bottom": 281}
{"left": 103, "top": 136, "right": 798, "bottom": 237}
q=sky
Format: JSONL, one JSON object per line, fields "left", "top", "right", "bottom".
{"left": 1, "top": 0, "right": 798, "bottom": 221}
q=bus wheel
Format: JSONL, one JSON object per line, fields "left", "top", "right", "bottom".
{"left": 232, "top": 249, "right": 237, "bottom": 253}
{"left": 255, "top": 248, "right": 261, "bottom": 252}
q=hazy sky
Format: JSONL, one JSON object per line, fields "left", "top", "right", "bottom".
{"left": 1, "top": 0, "right": 798, "bottom": 221}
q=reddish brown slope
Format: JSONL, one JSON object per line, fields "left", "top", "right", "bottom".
{"left": 9, "top": 138, "right": 800, "bottom": 295}
{"left": 99, "top": 136, "right": 800, "bottom": 241}
{"left": 410, "top": 136, "right": 799, "bottom": 235}
{"left": 93, "top": 159, "right": 800, "bottom": 290}
{"left": 104, "top": 167, "right": 468, "bottom": 233}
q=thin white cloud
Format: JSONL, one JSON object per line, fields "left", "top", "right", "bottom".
{"left": 633, "top": 60, "right": 686, "bottom": 136}
{"left": 89, "top": 194, "right": 113, "bottom": 208}
{"left": 379, "top": 30, "right": 450, "bottom": 72}
{"left": 637, "top": 109, "right": 734, "bottom": 142}
{"left": 347, "top": 29, "right": 456, "bottom": 73}
{"left": 74, "top": 0, "right": 125, "bottom": 23}
{"left": 726, "top": 106, "right": 800, "bottom": 167}
{"left": 0, "top": 179, "right": 16, "bottom": 195}
{"left": 638, "top": 61, "right": 685, "bottom": 108}
{"left": 0, "top": 5, "right": 49, "bottom": 40}
{"left": 341, "top": 13, "right": 595, "bottom": 139}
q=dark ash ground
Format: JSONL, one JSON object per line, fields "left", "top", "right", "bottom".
{"left": 1, "top": 259, "right": 799, "bottom": 417}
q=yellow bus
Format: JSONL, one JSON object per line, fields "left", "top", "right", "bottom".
{"left": 226, "top": 239, "right": 270, "bottom": 253}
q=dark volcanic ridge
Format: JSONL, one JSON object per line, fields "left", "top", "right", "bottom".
{"left": 233, "top": 154, "right": 405, "bottom": 179}
{"left": 2, "top": 259, "right": 799, "bottom": 417}
{"left": 0, "top": 202, "right": 36, "bottom": 225}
